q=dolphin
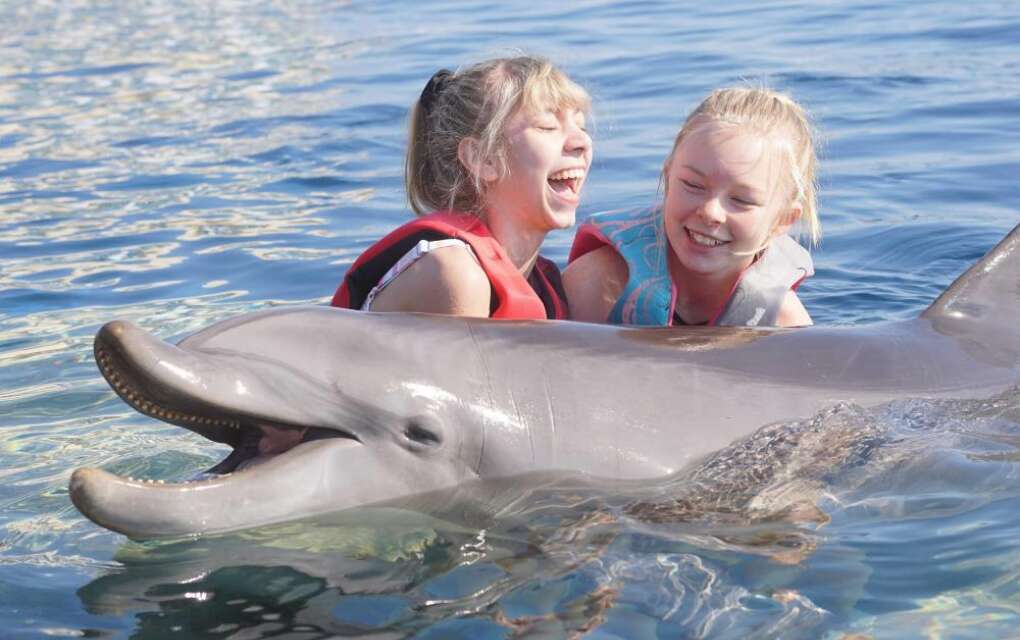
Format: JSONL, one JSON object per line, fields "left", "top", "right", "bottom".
{"left": 69, "top": 224, "right": 1019, "bottom": 539}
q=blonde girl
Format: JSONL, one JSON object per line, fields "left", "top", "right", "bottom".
{"left": 565, "top": 86, "right": 819, "bottom": 327}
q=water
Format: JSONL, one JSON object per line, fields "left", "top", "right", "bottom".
{"left": 1, "top": 0, "right": 1018, "bottom": 637}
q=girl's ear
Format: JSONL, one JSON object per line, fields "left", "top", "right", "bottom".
{"left": 771, "top": 203, "right": 802, "bottom": 238}
{"left": 457, "top": 137, "right": 499, "bottom": 182}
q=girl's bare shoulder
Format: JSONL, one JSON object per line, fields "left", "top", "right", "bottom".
{"left": 369, "top": 245, "right": 491, "bottom": 316}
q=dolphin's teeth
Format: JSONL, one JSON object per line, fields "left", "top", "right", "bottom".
{"left": 94, "top": 351, "right": 237, "bottom": 438}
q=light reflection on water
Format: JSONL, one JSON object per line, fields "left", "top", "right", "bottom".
{"left": 2, "top": 0, "right": 1019, "bottom": 637}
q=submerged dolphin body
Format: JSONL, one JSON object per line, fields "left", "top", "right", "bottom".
{"left": 70, "top": 225, "right": 1019, "bottom": 539}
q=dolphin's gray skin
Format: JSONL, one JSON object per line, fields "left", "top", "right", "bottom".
{"left": 70, "top": 225, "right": 1019, "bottom": 539}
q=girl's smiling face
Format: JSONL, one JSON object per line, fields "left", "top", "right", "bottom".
{"left": 662, "top": 120, "right": 799, "bottom": 281}
{"left": 481, "top": 106, "right": 592, "bottom": 232}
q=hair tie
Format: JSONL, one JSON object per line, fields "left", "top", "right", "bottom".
{"left": 419, "top": 69, "right": 452, "bottom": 114}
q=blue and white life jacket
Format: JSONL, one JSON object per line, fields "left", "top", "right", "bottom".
{"left": 568, "top": 208, "right": 813, "bottom": 326}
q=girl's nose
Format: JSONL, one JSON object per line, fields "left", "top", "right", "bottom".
{"left": 698, "top": 196, "right": 726, "bottom": 224}
{"left": 565, "top": 123, "right": 591, "bottom": 154}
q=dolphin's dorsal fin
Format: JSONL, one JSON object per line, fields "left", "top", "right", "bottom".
{"left": 922, "top": 223, "right": 1019, "bottom": 323}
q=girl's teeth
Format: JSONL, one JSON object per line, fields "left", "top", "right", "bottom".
{"left": 688, "top": 229, "right": 724, "bottom": 247}
{"left": 548, "top": 169, "right": 585, "bottom": 195}
{"left": 549, "top": 168, "right": 585, "bottom": 180}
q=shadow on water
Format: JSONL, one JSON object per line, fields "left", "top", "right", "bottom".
{"left": 77, "top": 388, "right": 1020, "bottom": 638}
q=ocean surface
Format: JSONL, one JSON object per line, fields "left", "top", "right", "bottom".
{"left": 2, "top": 1, "right": 1019, "bottom": 638}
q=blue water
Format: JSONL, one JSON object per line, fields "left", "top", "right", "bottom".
{"left": 2, "top": 1, "right": 1019, "bottom": 637}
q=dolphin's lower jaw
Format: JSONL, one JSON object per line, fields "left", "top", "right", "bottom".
{"left": 69, "top": 439, "right": 396, "bottom": 539}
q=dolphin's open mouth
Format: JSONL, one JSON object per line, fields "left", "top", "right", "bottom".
{"left": 92, "top": 321, "right": 356, "bottom": 483}
{"left": 71, "top": 319, "right": 389, "bottom": 539}
{"left": 73, "top": 315, "right": 474, "bottom": 539}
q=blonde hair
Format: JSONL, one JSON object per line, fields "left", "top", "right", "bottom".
{"left": 663, "top": 86, "right": 821, "bottom": 245}
{"left": 405, "top": 55, "right": 591, "bottom": 216}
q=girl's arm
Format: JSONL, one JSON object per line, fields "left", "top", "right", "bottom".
{"left": 562, "top": 246, "right": 629, "bottom": 323}
{"left": 775, "top": 290, "right": 812, "bottom": 327}
{"left": 367, "top": 246, "right": 491, "bottom": 317}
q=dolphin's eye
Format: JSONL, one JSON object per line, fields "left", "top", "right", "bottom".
{"left": 403, "top": 417, "right": 442, "bottom": 446}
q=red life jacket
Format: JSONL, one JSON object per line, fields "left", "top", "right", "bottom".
{"left": 331, "top": 211, "right": 567, "bottom": 320}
